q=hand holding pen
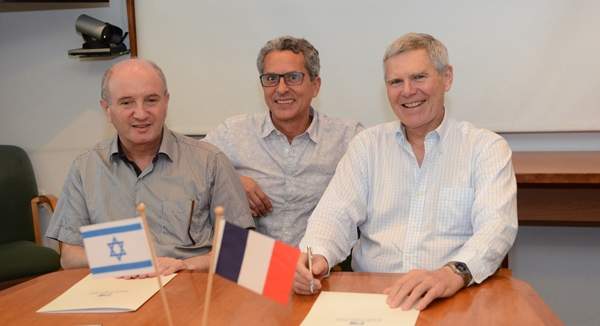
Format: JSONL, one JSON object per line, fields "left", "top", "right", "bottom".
{"left": 307, "top": 247, "right": 314, "bottom": 293}
{"left": 293, "top": 248, "right": 329, "bottom": 295}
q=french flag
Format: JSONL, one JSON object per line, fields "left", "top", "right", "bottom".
{"left": 212, "top": 220, "right": 300, "bottom": 305}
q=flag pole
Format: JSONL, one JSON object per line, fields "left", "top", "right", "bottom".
{"left": 137, "top": 203, "right": 174, "bottom": 326}
{"left": 201, "top": 206, "right": 224, "bottom": 326}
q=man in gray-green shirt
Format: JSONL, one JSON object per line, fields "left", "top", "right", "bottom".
{"left": 46, "top": 58, "right": 254, "bottom": 276}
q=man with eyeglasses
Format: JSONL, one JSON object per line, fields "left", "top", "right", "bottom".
{"left": 204, "top": 36, "right": 363, "bottom": 246}
{"left": 295, "top": 33, "right": 517, "bottom": 310}
{"left": 46, "top": 59, "right": 254, "bottom": 276}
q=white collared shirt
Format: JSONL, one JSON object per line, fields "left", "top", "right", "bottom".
{"left": 299, "top": 116, "right": 518, "bottom": 283}
{"left": 204, "top": 109, "right": 363, "bottom": 245}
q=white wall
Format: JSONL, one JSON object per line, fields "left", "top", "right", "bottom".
{"left": 136, "top": 0, "right": 600, "bottom": 133}
{"left": 0, "top": 2, "right": 128, "bottom": 196}
{"left": 1, "top": 3, "right": 599, "bottom": 325}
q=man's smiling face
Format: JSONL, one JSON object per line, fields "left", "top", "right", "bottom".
{"left": 261, "top": 50, "right": 320, "bottom": 128}
{"left": 385, "top": 48, "right": 453, "bottom": 136}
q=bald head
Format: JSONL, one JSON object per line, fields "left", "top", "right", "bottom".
{"left": 101, "top": 58, "right": 168, "bottom": 103}
{"left": 99, "top": 58, "right": 170, "bottom": 152}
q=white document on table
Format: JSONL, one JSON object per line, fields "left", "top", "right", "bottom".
{"left": 301, "top": 291, "right": 420, "bottom": 326}
{"left": 37, "top": 273, "right": 176, "bottom": 313}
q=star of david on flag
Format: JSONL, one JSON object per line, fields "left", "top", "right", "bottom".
{"left": 108, "top": 236, "right": 126, "bottom": 261}
{"left": 80, "top": 217, "right": 154, "bottom": 278}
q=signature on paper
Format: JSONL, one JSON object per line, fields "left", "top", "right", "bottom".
{"left": 335, "top": 318, "right": 383, "bottom": 325}
{"left": 90, "top": 290, "right": 128, "bottom": 297}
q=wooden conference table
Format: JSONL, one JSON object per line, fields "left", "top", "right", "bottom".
{"left": 0, "top": 269, "right": 561, "bottom": 325}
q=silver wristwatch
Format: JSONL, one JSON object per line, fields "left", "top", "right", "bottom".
{"left": 445, "top": 261, "right": 473, "bottom": 288}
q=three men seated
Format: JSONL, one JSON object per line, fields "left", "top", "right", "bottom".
{"left": 47, "top": 33, "right": 517, "bottom": 310}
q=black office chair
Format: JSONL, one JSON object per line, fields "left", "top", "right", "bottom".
{"left": 0, "top": 145, "right": 60, "bottom": 290}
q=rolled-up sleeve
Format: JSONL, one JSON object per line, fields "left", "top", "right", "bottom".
{"left": 450, "top": 138, "right": 518, "bottom": 283}
{"left": 45, "top": 159, "right": 91, "bottom": 245}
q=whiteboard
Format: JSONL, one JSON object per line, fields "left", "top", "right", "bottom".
{"left": 135, "top": 0, "right": 600, "bottom": 133}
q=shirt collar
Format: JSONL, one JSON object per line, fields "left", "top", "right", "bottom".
{"left": 259, "top": 112, "right": 277, "bottom": 138}
{"left": 304, "top": 108, "right": 320, "bottom": 143}
{"left": 259, "top": 107, "right": 320, "bottom": 143}
{"left": 394, "top": 108, "right": 450, "bottom": 150}
{"left": 434, "top": 111, "right": 450, "bottom": 148}
{"left": 109, "top": 127, "right": 174, "bottom": 163}
{"left": 109, "top": 135, "right": 120, "bottom": 158}
{"left": 157, "top": 127, "right": 176, "bottom": 162}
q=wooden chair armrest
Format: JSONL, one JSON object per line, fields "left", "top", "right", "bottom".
{"left": 30, "top": 195, "right": 58, "bottom": 245}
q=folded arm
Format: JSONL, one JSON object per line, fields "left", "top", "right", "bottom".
{"left": 240, "top": 175, "right": 272, "bottom": 217}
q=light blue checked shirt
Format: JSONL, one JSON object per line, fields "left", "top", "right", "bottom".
{"left": 204, "top": 109, "right": 363, "bottom": 246}
{"left": 299, "top": 116, "right": 518, "bottom": 283}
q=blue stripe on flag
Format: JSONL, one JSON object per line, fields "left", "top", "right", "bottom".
{"left": 90, "top": 260, "right": 153, "bottom": 274}
{"left": 215, "top": 222, "right": 248, "bottom": 283}
{"left": 81, "top": 223, "right": 142, "bottom": 239}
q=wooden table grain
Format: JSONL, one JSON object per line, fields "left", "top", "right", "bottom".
{"left": 0, "top": 269, "right": 561, "bottom": 325}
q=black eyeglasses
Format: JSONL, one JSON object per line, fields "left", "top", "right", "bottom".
{"left": 259, "top": 71, "right": 305, "bottom": 87}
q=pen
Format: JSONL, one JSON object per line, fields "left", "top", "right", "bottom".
{"left": 187, "top": 199, "right": 196, "bottom": 245}
{"left": 307, "top": 246, "right": 314, "bottom": 294}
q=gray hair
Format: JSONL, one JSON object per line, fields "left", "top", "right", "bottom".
{"left": 383, "top": 33, "right": 449, "bottom": 73}
{"left": 101, "top": 58, "right": 168, "bottom": 102}
{"left": 256, "top": 36, "right": 320, "bottom": 80}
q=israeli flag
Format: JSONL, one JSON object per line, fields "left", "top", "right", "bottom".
{"left": 80, "top": 217, "right": 154, "bottom": 278}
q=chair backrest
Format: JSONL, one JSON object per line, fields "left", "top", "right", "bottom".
{"left": 0, "top": 145, "right": 38, "bottom": 244}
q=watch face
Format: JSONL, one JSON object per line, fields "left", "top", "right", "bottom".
{"left": 455, "top": 262, "right": 468, "bottom": 273}
{"left": 448, "top": 262, "right": 472, "bottom": 287}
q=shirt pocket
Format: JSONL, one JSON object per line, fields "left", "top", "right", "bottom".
{"left": 161, "top": 199, "right": 197, "bottom": 246}
{"left": 436, "top": 187, "right": 474, "bottom": 236}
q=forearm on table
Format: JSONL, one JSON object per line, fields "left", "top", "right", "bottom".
{"left": 59, "top": 243, "right": 89, "bottom": 269}
{"left": 183, "top": 253, "right": 212, "bottom": 272}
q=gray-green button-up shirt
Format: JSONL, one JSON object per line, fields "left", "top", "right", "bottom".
{"left": 46, "top": 128, "right": 254, "bottom": 259}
